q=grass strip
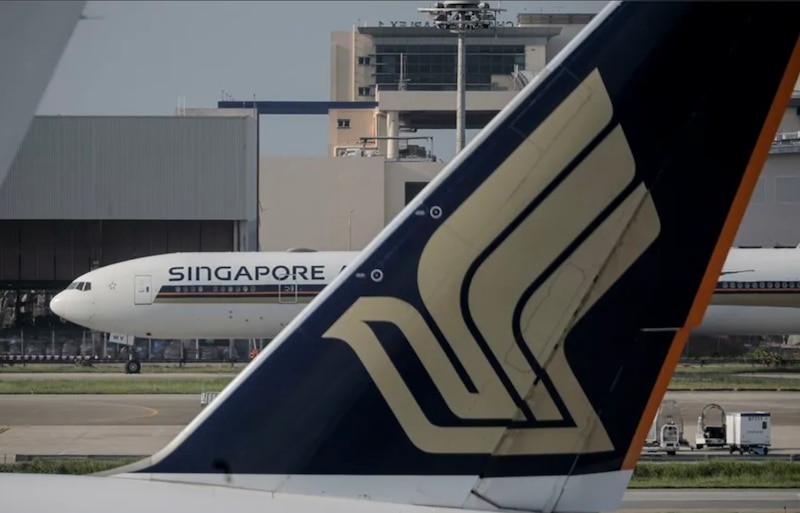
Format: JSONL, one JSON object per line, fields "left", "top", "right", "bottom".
{"left": 675, "top": 363, "right": 800, "bottom": 375}
{"left": 0, "top": 457, "right": 139, "bottom": 474}
{"left": 3, "top": 459, "right": 799, "bottom": 489}
{"left": 0, "top": 378, "right": 234, "bottom": 394}
{"left": 668, "top": 376, "right": 800, "bottom": 390}
{"left": 630, "top": 461, "right": 800, "bottom": 488}
{"left": 2, "top": 362, "right": 799, "bottom": 392}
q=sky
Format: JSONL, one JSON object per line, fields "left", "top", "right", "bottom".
{"left": 37, "top": 1, "right": 608, "bottom": 161}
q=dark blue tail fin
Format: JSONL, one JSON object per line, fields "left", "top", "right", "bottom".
{"left": 113, "top": 2, "right": 800, "bottom": 512}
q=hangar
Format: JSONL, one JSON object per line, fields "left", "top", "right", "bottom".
{"left": 0, "top": 114, "right": 257, "bottom": 358}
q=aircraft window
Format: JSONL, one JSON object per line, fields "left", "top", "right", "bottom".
{"left": 228, "top": 286, "right": 234, "bottom": 292}
{"left": 66, "top": 282, "right": 77, "bottom": 290}
{"left": 783, "top": 282, "right": 789, "bottom": 288}
{"left": 83, "top": 282, "right": 91, "bottom": 291}
{"left": 759, "top": 281, "right": 765, "bottom": 288}
{"left": 198, "top": 286, "right": 204, "bottom": 292}
{"left": 767, "top": 282, "right": 773, "bottom": 289}
{"left": 76, "top": 282, "right": 85, "bottom": 291}
{"left": 176, "top": 286, "right": 182, "bottom": 293}
{"left": 212, "top": 286, "right": 219, "bottom": 292}
{"left": 250, "top": 285, "right": 256, "bottom": 292}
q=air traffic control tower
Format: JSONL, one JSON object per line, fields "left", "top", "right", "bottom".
{"left": 326, "top": 13, "right": 592, "bottom": 160}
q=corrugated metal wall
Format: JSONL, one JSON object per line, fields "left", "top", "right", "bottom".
{"left": 0, "top": 220, "right": 234, "bottom": 283}
{"left": 0, "top": 116, "right": 255, "bottom": 220}
{"left": 735, "top": 152, "right": 800, "bottom": 248}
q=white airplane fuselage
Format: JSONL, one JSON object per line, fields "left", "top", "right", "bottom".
{"left": 51, "top": 251, "right": 353, "bottom": 340}
{"left": 697, "top": 247, "right": 800, "bottom": 335}
{"left": 50, "top": 248, "right": 800, "bottom": 339}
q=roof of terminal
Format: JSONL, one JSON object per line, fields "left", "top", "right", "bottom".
{"left": 356, "top": 26, "right": 561, "bottom": 38}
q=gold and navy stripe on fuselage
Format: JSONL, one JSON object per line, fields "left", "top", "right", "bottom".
{"left": 713, "top": 280, "right": 800, "bottom": 307}
{"left": 154, "top": 284, "right": 326, "bottom": 304}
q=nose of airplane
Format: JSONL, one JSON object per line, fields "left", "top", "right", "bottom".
{"left": 50, "top": 293, "right": 67, "bottom": 318}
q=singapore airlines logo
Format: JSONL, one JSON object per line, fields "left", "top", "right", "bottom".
{"left": 323, "top": 69, "right": 662, "bottom": 456}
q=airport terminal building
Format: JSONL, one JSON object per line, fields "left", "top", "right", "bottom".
{"left": 257, "top": 12, "right": 800, "bottom": 251}
{"left": 2, "top": 10, "right": 800, "bottom": 360}
{"left": 255, "top": 13, "right": 593, "bottom": 252}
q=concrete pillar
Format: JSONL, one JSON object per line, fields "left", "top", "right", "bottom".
{"left": 386, "top": 111, "right": 399, "bottom": 159}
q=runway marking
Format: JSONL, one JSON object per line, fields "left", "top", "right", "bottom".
{"left": 74, "top": 400, "right": 160, "bottom": 424}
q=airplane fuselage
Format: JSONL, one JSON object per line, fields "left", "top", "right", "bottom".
{"left": 698, "top": 248, "right": 800, "bottom": 335}
{"left": 51, "top": 251, "right": 353, "bottom": 339}
{"left": 50, "top": 248, "right": 800, "bottom": 339}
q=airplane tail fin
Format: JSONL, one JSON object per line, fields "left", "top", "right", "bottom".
{"left": 111, "top": 2, "right": 800, "bottom": 512}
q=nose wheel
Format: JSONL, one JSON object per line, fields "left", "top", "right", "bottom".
{"left": 125, "top": 359, "right": 141, "bottom": 374}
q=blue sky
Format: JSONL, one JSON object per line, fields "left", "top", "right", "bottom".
{"left": 38, "top": 1, "right": 606, "bottom": 161}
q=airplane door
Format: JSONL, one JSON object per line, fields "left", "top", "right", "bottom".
{"left": 134, "top": 275, "right": 153, "bottom": 305}
{"left": 278, "top": 275, "right": 297, "bottom": 304}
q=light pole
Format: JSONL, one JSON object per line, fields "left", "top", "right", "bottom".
{"left": 419, "top": 1, "right": 505, "bottom": 155}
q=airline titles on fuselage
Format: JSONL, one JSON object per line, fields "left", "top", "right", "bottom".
{"left": 167, "top": 264, "right": 346, "bottom": 283}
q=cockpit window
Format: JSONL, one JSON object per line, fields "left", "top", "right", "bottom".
{"left": 65, "top": 281, "right": 92, "bottom": 291}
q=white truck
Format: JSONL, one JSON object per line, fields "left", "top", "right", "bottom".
{"left": 726, "top": 412, "right": 771, "bottom": 455}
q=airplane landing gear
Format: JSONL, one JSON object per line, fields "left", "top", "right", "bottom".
{"left": 125, "top": 359, "right": 141, "bottom": 374}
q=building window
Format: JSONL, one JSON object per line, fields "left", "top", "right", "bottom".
{"left": 357, "top": 86, "right": 372, "bottom": 96}
{"left": 337, "top": 119, "right": 351, "bottom": 129}
{"left": 775, "top": 176, "right": 800, "bottom": 203}
{"left": 357, "top": 56, "right": 371, "bottom": 65}
{"left": 405, "top": 181, "right": 429, "bottom": 205}
{"left": 373, "top": 43, "right": 525, "bottom": 92}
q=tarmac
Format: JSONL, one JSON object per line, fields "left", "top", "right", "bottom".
{"left": 0, "top": 390, "right": 799, "bottom": 459}
{"left": 0, "top": 394, "right": 197, "bottom": 458}
{"left": 664, "top": 390, "right": 800, "bottom": 452}
{"left": 0, "top": 390, "right": 798, "bottom": 510}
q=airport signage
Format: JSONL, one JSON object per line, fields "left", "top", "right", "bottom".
{"left": 376, "top": 20, "right": 515, "bottom": 28}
